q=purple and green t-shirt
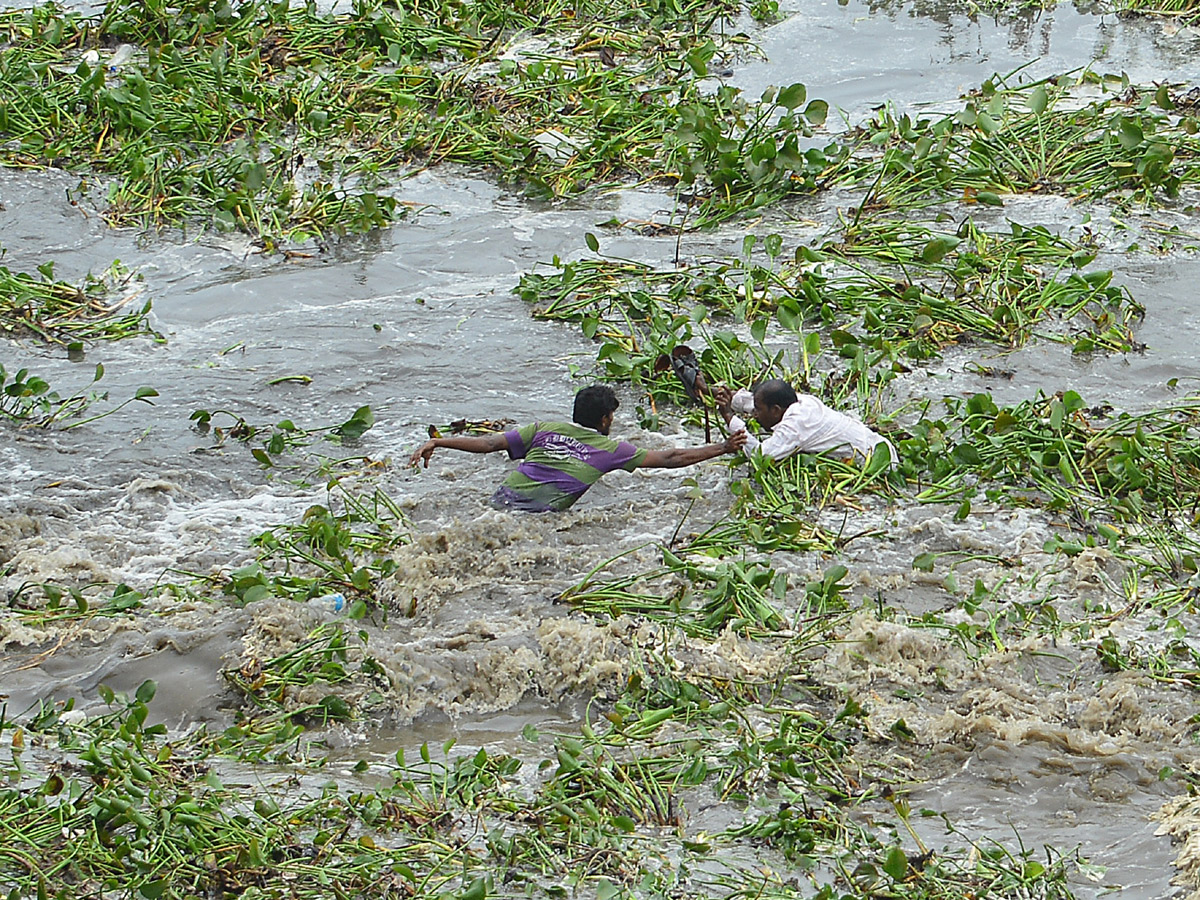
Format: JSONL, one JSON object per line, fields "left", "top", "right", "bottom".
{"left": 490, "top": 422, "right": 648, "bottom": 512}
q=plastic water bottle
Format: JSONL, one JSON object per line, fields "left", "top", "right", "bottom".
{"left": 309, "top": 592, "right": 346, "bottom": 613}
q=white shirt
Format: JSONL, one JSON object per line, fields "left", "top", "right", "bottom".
{"left": 728, "top": 389, "right": 894, "bottom": 465}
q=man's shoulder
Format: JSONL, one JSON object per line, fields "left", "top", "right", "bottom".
{"left": 789, "top": 394, "right": 831, "bottom": 415}
{"left": 534, "top": 421, "right": 583, "bottom": 437}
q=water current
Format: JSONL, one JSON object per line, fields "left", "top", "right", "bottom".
{"left": 3, "top": 0, "right": 1200, "bottom": 897}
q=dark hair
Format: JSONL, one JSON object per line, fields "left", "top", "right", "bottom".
{"left": 755, "top": 379, "right": 798, "bottom": 411}
{"left": 574, "top": 385, "right": 620, "bottom": 429}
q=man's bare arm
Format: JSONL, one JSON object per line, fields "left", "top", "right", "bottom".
{"left": 409, "top": 431, "right": 509, "bottom": 468}
{"left": 639, "top": 430, "right": 747, "bottom": 469}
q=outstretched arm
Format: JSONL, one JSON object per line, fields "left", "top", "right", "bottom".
{"left": 639, "top": 430, "right": 747, "bottom": 469}
{"left": 409, "top": 431, "right": 509, "bottom": 468}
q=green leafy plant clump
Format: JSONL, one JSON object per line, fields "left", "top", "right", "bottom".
{"left": 0, "top": 667, "right": 1083, "bottom": 900}
{"left": 0, "top": 257, "right": 160, "bottom": 345}
{"left": 0, "top": 0, "right": 842, "bottom": 244}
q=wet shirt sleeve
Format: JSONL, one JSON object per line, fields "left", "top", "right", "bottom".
{"left": 615, "top": 442, "right": 648, "bottom": 472}
{"left": 756, "top": 412, "right": 809, "bottom": 461}
{"left": 731, "top": 389, "right": 756, "bottom": 417}
{"left": 728, "top": 415, "right": 761, "bottom": 454}
{"left": 729, "top": 402, "right": 810, "bottom": 461}
{"left": 504, "top": 423, "right": 539, "bottom": 459}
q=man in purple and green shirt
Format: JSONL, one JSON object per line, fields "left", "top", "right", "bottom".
{"left": 409, "top": 385, "right": 747, "bottom": 512}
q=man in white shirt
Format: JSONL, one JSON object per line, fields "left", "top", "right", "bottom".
{"left": 711, "top": 379, "right": 894, "bottom": 466}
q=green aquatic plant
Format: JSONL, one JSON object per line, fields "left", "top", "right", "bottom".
{"left": 667, "top": 81, "right": 842, "bottom": 225}
{"left": 190, "top": 404, "right": 376, "bottom": 467}
{"left": 223, "top": 620, "right": 385, "bottom": 723}
{"left": 561, "top": 546, "right": 791, "bottom": 637}
{"left": 1113, "top": 0, "right": 1200, "bottom": 24}
{"left": 5, "top": 581, "right": 144, "bottom": 626}
{"left": 838, "top": 73, "right": 1200, "bottom": 211}
{"left": 517, "top": 216, "right": 1142, "bottom": 430}
{"left": 2, "top": 683, "right": 490, "bottom": 899}
{"left": 729, "top": 449, "right": 898, "bottom": 535}
{"left": 901, "top": 390, "right": 1200, "bottom": 525}
{"left": 0, "top": 258, "right": 159, "bottom": 345}
{"left": 248, "top": 493, "right": 407, "bottom": 601}
{"left": 0, "top": 362, "right": 158, "bottom": 428}
{"left": 0, "top": 647, "right": 1088, "bottom": 900}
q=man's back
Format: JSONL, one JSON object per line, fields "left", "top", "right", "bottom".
{"left": 495, "top": 421, "right": 647, "bottom": 511}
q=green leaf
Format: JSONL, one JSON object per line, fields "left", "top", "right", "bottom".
{"left": 1028, "top": 85, "right": 1048, "bottom": 115}
{"left": 318, "top": 695, "right": 353, "bottom": 720}
{"left": 803, "top": 99, "right": 829, "bottom": 126}
{"left": 777, "top": 82, "right": 806, "bottom": 110}
{"left": 135, "top": 680, "right": 157, "bottom": 704}
{"left": 777, "top": 299, "right": 803, "bottom": 332}
{"left": 612, "top": 815, "right": 637, "bottom": 833}
{"left": 912, "top": 552, "right": 936, "bottom": 572}
{"left": 952, "top": 443, "right": 981, "bottom": 465}
{"left": 1118, "top": 117, "right": 1144, "bottom": 150}
{"left": 139, "top": 877, "right": 167, "bottom": 899}
{"left": 883, "top": 846, "right": 908, "bottom": 881}
{"left": 584, "top": 232, "right": 600, "bottom": 253}
{"left": 461, "top": 878, "right": 487, "bottom": 900}
{"left": 920, "top": 236, "right": 960, "bottom": 264}
{"left": 597, "top": 880, "right": 620, "bottom": 900}
{"left": 242, "top": 584, "right": 271, "bottom": 604}
{"left": 333, "top": 405, "right": 375, "bottom": 441}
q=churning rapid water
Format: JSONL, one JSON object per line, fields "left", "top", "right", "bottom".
{"left": 3, "top": 1, "right": 1200, "bottom": 897}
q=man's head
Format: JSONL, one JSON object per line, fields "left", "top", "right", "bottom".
{"left": 574, "top": 385, "right": 620, "bottom": 434}
{"left": 752, "top": 379, "right": 797, "bottom": 430}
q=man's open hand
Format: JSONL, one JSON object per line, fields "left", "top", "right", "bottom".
{"left": 723, "top": 429, "right": 748, "bottom": 454}
{"left": 409, "top": 440, "right": 437, "bottom": 468}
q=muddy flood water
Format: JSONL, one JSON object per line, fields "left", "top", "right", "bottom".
{"left": 4, "top": 0, "right": 1200, "bottom": 898}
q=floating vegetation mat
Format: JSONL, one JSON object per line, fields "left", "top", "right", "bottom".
{"left": 2, "top": 3, "right": 1196, "bottom": 241}
{"left": 0, "top": 0, "right": 830, "bottom": 242}
{"left": 2, "top": 651, "right": 1087, "bottom": 900}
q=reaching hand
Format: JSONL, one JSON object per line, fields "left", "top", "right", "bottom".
{"left": 409, "top": 440, "right": 438, "bottom": 468}
{"left": 722, "top": 429, "right": 748, "bottom": 454}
